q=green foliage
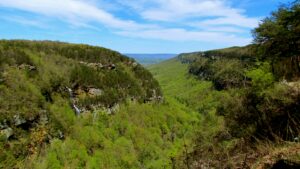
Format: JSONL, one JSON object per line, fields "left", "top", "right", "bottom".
{"left": 23, "top": 101, "right": 199, "bottom": 169}
{"left": 211, "top": 59, "right": 246, "bottom": 90}
{"left": 149, "top": 58, "right": 219, "bottom": 112}
{"left": 149, "top": 58, "right": 231, "bottom": 167}
{"left": 253, "top": 0, "right": 300, "bottom": 80}
{"left": 164, "top": 14, "right": 300, "bottom": 164}
{"left": 178, "top": 45, "right": 256, "bottom": 64}
{"left": 188, "top": 57, "right": 247, "bottom": 90}
{"left": 34, "top": 138, "right": 89, "bottom": 169}
{"left": 246, "top": 62, "right": 274, "bottom": 92}
{"left": 49, "top": 97, "right": 76, "bottom": 133}
{"left": 0, "top": 40, "right": 163, "bottom": 168}
{"left": 0, "top": 68, "right": 45, "bottom": 121}
{"left": 218, "top": 64, "right": 300, "bottom": 140}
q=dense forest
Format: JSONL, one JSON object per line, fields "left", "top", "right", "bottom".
{"left": 0, "top": 0, "right": 300, "bottom": 169}
{"left": 165, "top": 1, "right": 300, "bottom": 167}
{"left": 0, "top": 40, "right": 200, "bottom": 168}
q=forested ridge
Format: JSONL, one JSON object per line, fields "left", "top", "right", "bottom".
{"left": 0, "top": 40, "right": 200, "bottom": 168}
{"left": 161, "top": 1, "right": 300, "bottom": 167}
{"left": 1, "top": 0, "right": 300, "bottom": 169}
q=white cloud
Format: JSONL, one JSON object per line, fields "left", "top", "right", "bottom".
{"left": 113, "top": 0, "right": 260, "bottom": 45}
{"left": 118, "top": 0, "right": 259, "bottom": 27}
{"left": 141, "top": 0, "right": 242, "bottom": 21}
{"left": 193, "top": 15, "right": 260, "bottom": 28}
{"left": 0, "top": 0, "right": 150, "bottom": 31}
{"left": 197, "top": 26, "right": 247, "bottom": 33}
{"left": 0, "top": 0, "right": 259, "bottom": 46}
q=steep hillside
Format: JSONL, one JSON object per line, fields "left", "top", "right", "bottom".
{"left": 148, "top": 58, "right": 227, "bottom": 168}
{"left": 0, "top": 40, "right": 162, "bottom": 140}
{"left": 149, "top": 49, "right": 300, "bottom": 168}
{"left": 0, "top": 40, "right": 200, "bottom": 169}
{"left": 148, "top": 58, "right": 219, "bottom": 113}
{"left": 151, "top": 46, "right": 300, "bottom": 168}
{"left": 0, "top": 40, "right": 213, "bottom": 169}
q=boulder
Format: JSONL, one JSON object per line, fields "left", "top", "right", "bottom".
{"left": 107, "top": 64, "right": 116, "bottom": 70}
{"left": 28, "top": 65, "right": 37, "bottom": 71}
{"left": 18, "top": 64, "right": 36, "bottom": 71}
{"left": 13, "top": 114, "right": 26, "bottom": 126}
{"left": 80, "top": 61, "right": 103, "bottom": 69}
{"left": 0, "top": 121, "right": 8, "bottom": 130}
{"left": 88, "top": 88, "right": 103, "bottom": 96}
{"left": 106, "top": 104, "right": 119, "bottom": 115}
{"left": 0, "top": 128, "right": 13, "bottom": 140}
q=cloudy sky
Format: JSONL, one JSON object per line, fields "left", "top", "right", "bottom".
{"left": 0, "top": 0, "right": 290, "bottom": 53}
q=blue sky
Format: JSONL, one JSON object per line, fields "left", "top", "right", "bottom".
{"left": 0, "top": 0, "right": 291, "bottom": 53}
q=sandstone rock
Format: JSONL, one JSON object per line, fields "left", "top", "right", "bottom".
{"left": 106, "top": 104, "right": 119, "bottom": 115}
{"left": 0, "top": 128, "right": 13, "bottom": 140}
{"left": 107, "top": 63, "right": 116, "bottom": 70}
{"left": 88, "top": 88, "right": 103, "bottom": 96}
{"left": 28, "top": 65, "right": 37, "bottom": 71}
{"left": 79, "top": 61, "right": 103, "bottom": 69}
{"left": 18, "top": 64, "right": 36, "bottom": 71}
{"left": 13, "top": 114, "right": 26, "bottom": 126}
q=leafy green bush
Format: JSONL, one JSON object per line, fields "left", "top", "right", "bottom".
{"left": 188, "top": 57, "right": 247, "bottom": 90}
{"left": 253, "top": 0, "right": 300, "bottom": 80}
{"left": 218, "top": 63, "right": 300, "bottom": 140}
{"left": 246, "top": 62, "right": 274, "bottom": 92}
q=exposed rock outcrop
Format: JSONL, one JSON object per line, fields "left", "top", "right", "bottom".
{"left": 18, "top": 64, "right": 36, "bottom": 71}
{"left": 79, "top": 61, "right": 104, "bottom": 69}
{"left": 79, "top": 61, "right": 116, "bottom": 70}
{"left": 13, "top": 114, "right": 26, "bottom": 126}
{"left": 0, "top": 127, "right": 13, "bottom": 140}
{"left": 88, "top": 88, "right": 103, "bottom": 97}
{"left": 106, "top": 104, "right": 119, "bottom": 115}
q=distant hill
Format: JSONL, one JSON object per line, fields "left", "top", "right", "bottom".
{"left": 178, "top": 45, "right": 256, "bottom": 64}
{"left": 125, "top": 53, "right": 177, "bottom": 65}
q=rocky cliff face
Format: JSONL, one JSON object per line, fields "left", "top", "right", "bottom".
{"left": 0, "top": 40, "right": 162, "bottom": 153}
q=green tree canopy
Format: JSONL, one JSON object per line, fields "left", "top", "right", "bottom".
{"left": 253, "top": 0, "right": 300, "bottom": 79}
